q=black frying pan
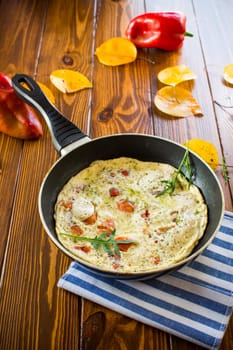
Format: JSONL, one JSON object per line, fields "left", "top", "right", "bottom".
{"left": 12, "top": 74, "right": 225, "bottom": 280}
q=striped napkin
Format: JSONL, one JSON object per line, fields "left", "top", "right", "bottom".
{"left": 58, "top": 211, "right": 233, "bottom": 350}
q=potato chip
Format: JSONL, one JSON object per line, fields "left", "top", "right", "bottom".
{"left": 50, "top": 69, "right": 92, "bottom": 93}
{"left": 158, "top": 65, "right": 196, "bottom": 86}
{"left": 154, "top": 86, "right": 203, "bottom": 117}
{"left": 22, "top": 81, "right": 56, "bottom": 104}
{"left": 95, "top": 37, "right": 137, "bottom": 66}
{"left": 183, "top": 139, "right": 219, "bottom": 171}
{"left": 223, "top": 64, "right": 233, "bottom": 84}
{"left": 37, "top": 82, "right": 56, "bottom": 104}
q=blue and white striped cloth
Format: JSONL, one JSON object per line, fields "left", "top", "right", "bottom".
{"left": 58, "top": 211, "right": 233, "bottom": 350}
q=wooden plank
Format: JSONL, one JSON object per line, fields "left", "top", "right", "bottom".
{"left": 0, "top": 0, "right": 47, "bottom": 75}
{"left": 0, "top": 135, "right": 23, "bottom": 270}
{"left": 145, "top": 0, "right": 232, "bottom": 210}
{"left": 90, "top": 0, "right": 154, "bottom": 138}
{"left": 192, "top": 0, "right": 233, "bottom": 209}
{"left": 0, "top": 0, "right": 96, "bottom": 349}
{"left": 81, "top": 300, "right": 169, "bottom": 350}
{"left": 36, "top": 0, "right": 95, "bottom": 134}
{"left": 145, "top": 0, "right": 220, "bottom": 144}
{"left": 0, "top": 0, "right": 47, "bottom": 270}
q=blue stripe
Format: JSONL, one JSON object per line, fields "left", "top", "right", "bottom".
{"left": 173, "top": 271, "right": 233, "bottom": 297}
{"left": 145, "top": 278, "right": 229, "bottom": 314}
{"left": 223, "top": 213, "right": 233, "bottom": 221}
{"left": 59, "top": 213, "right": 233, "bottom": 350}
{"left": 62, "top": 273, "right": 222, "bottom": 349}
{"left": 188, "top": 261, "right": 233, "bottom": 282}
{"left": 212, "top": 236, "right": 233, "bottom": 251}
{"left": 219, "top": 224, "right": 233, "bottom": 236}
{"left": 203, "top": 248, "right": 233, "bottom": 266}
{"left": 69, "top": 265, "right": 228, "bottom": 329}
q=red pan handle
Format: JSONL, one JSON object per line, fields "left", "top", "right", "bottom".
{"left": 11, "top": 74, "right": 88, "bottom": 154}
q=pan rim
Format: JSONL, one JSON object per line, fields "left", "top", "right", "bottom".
{"left": 38, "top": 133, "right": 225, "bottom": 278}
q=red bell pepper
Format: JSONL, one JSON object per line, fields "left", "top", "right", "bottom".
{"left": 0, "top": 73, "right": 42, "bottom": 139}
{"left": 125, "top": 11, "right": 193, "bottom": 51}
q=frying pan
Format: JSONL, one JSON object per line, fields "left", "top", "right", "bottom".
{"left": 12, "top": 74, "right": 225, "bottom": 280}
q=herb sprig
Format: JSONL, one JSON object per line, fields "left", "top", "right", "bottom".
{"left": 60, "top": 229, "right": 136, "bottom": 256}
{"left": 222, "top": 156, "right": 230, "bottom": 183}
{"left": 157, "top": 148, "right": 193, "bottom": 197}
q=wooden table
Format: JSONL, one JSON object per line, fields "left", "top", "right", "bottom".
{"left": 0, "top": 0, "right": 232, "bottom": 349}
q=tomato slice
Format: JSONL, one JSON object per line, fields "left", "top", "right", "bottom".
{"left": 83, "top": 212, "right": 97, "bottom": 225}
{"left": 97, "top": 218, "right": 115, "bottom": 233}
{"left": 117, "top": 199, "right": 135, "bottom": 212}
{"left": 59, "top": 200, "right": 73, "bottom": 209}
{"left": 75, "top": 246, "right": 91, "bottom": 253}
{"left": 109, "top": 187, "right": 120, "bottom": 197}
{"left": 121, "top": 169, "right": 129, "bottom": 176}
{"left": 115, "top": 236, "right": 133, "bottom": 252}
{"left": 70, "top": 225, "right": 83, "bottom": 236}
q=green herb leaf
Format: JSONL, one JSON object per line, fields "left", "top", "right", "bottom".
{"left": 157, "top": 148, "right": 193, "bottom": 197}
{"left": 60, "top": 229, "right": 136, "bottom": 257}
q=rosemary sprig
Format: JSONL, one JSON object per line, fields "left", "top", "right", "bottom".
{"left": 222, "top": 156, "right": 230, "bottom": 183}
{"left": 60, "top": 229, "right": 136, "bottom": 256}
{"left": 157, "top": 148, "right": 193, "bottom": 197}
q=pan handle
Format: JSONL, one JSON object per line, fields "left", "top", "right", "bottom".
{"left": 11, "top": 74, "right": 89, "bottom": 154}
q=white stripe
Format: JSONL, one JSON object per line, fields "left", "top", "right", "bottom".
{"left": 207, "top": 244, "right": 233, "bottom": 261}
{"left": 67, "top": 268, "right": 227, "bottom": 339}
{"left": 123, "top": 278, "right": 230, "bottom": 323}
{"left": 195, "top": 255, "right": 233, "bottom": 276}
{"left": 158, "top": 274, "right": 232, "bottom": 306}
{"left": 58, "top": 212, "right": 233, "bottom": 350}
{"left": 215, "top": 231, "right": 233, "bottom": 245}
{"left": 221, "top": 213, "right": 233, "bottom": 227}
{"left": 180, "top": 266, "right": 233, "bottom": 291}
{"left": 58, "top": 279, "right": 208, "bottom": 348}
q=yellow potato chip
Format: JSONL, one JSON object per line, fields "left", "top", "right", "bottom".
{"left": 50, "top": 69, "right": 92, "bottom": 93}
{"left": 158, "top": 65, "right": 196, "bottom": 86}
{"left": 223, "top": 64, "right": 233, "bottom": 84}
{"left": 154, "top": 86, "right": 203, "bottom": 117}
{"left": 37, "top": 82, "right": 56, "bottom": 105}
{"left": 22, "top": 81, "right": 56, "bottom": 104}
{"left": 183, "top": 139, "right": 219, "bottom": 171}
{"left": 95, "top": 37, "right": 137, "bottom": 66}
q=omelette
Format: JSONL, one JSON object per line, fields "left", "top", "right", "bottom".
{"left": 54, "top": 157, "right": 208, "bottom": 273}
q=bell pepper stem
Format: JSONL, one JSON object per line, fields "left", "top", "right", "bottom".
{"left": 184, "top": 31, "right": 193, "bottom": 37}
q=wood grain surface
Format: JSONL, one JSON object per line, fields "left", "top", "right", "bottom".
{"left": 0, "top": 0, "right": 232, "bottom": 349}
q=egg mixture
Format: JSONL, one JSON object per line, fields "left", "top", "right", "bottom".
{"left": 54, "top": 157, "right": 208, "bottom": 273}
